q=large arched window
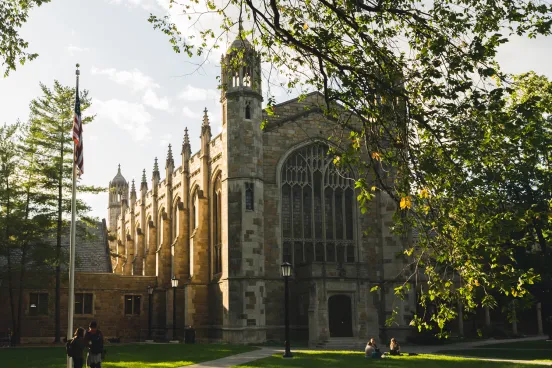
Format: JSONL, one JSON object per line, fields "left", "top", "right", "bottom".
{"left": 191, "top": 189, "right": 198, "bottom": 231}
{"left": 213, "top": 174, "right": 222, "bottom": 274}
{"left": 281, "top": 142, "right": 356, "bottom": 265}
{"left": 145, "top": 215, "right": 152, "bottom": 251}
{"left": 173, "top": 197, "right": 181, "bottom": 240}
{"left": 158, "top": 208, "right": 165, "bottom": 247}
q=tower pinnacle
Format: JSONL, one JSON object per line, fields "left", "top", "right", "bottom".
{"left": 202, "top": 108, "right": 210, "bottom": 126}
{"left": 166, "top": 144, "right": 174, "bottom": 167}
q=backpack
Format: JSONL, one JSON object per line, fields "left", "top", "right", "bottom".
{"left": 88, "top": 331, "right": 103, "bottom": 354}
{"left": 66, "top": 338, "right": 75, "bottom": 357}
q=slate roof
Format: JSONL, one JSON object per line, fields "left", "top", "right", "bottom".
{"left": 0, "top": 220, "right": 111, "bottom": 274}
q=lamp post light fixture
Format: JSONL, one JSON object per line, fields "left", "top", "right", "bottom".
{"left": 171, "top": 276, "right": 179, "bottom": 341}
{"left": 280, "top": 262, "right": 293, "bottom": 358}
{"left": 147, "top": 285, "right": 154, "bottom": 341}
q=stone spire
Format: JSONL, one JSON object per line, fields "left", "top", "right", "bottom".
{"left": 166, "top": 144, "right": 174, "bottom": 167}
{"left": 182, "top": 127, "right": 191, "bottom": 153}
{"left": 203, "top": 108, "right": 209, "bottom": 126}
{"left": 140, "top": 169, "right": 148, "bottom": 191}
{"left": 152, "top": 157, "right": 160, "bottom": 183}
{"left": 182, "top": 127, "right": 191, "bottom": 173}
{"left": 202, "top": 108, "right": 211, "bottom": 133}
{"left": 166, "top": 144, "right": 174, "bottom": 184}
{"left": 130, "top": 179, "right": 136, "bottom": 200}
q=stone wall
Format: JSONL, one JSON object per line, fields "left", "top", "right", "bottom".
{"left": 0, "top": 273, "right": 157, "bottom": 343}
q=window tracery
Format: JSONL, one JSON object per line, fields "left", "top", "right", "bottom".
{"left": 281, "top": 143, "right": 356, "bottom": 265}
{"left": 213, "top": 175, "right": 222, "bottom": 274}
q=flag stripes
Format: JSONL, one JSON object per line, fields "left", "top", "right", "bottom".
{"left": 73, "top": 83, "right": 84, "bottom": 175}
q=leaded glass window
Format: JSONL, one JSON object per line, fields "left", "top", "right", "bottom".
{"left": 213, "top": 175, "right": 222, "bottom": 274}
{"left": 280, "top": 143, "right": 356, "bottom": 265}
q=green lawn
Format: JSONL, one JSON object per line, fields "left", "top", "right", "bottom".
{"left": 235, "top": 351, "right": 545, "bottom": 368}
{"left": 0, "top": 343, "right": 257, "bottom": 368}
{"left": 482, "top": 340, "right": 552, "bottom": 350}
{"left": 438, "top": 339, "right": 552, "bottom": 362}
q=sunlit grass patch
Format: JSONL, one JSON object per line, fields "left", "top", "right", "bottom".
{"left": 235, "top": 350, "right": 546, "bottom": 368}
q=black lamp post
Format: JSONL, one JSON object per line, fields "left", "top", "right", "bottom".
{"left": 281, "top": 262, "right": 293, "bottom": 358}
{"left": 147, "top": 285, "right": 153, "bottom": 341}
{"left": 171, "top": 276, "right": 179, "bottom": 341}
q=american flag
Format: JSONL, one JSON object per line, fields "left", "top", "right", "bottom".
{"left": 73, "top": 83, "right": 84, "bottom": 176}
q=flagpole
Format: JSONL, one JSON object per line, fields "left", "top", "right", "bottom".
{"left": 66, "top": 63, "right": 80, "bottom": 368}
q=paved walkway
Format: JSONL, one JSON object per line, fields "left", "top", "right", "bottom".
{"left": 180, "top": 347, "right": 279, "bottom": 368}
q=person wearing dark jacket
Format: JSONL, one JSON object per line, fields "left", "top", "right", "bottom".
{"left": 84, "top": 321, "right": 104, "bottom": 368}
{"left": 71, "top": 327, "right": 86, "bottom": 368}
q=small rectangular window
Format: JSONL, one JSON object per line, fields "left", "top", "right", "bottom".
{"left": 245, "top": 182, "right": 254, "bottom": 211}
{"left": 124, "top": 295, "right": 141, "bottom": 315}
{"left": 29, "top": 293, "right": 48, "bottom": 316}
{"left": 75, "top": 293, "right": 93, "bottom": 315}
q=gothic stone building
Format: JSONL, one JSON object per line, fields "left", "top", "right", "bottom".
{"left": 106, "top": 37, "right": 415, "bottom": 344}
{"left": 0, "top": 38, "right": 416, "bottom": 344}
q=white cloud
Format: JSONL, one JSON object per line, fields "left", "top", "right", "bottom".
{"left": 178, "top": 85, "right": 219, "bottom": 101}
{"left": 92, "top": 99, "right": 151, "bottom": 141}
{"left": 143, "top": 89, "right": 170, "bottom": 111}
{"left": 91, "top": 67, "right": 159, "bottom": 92}
{"left": 182, "top": 106, "right": 201, "bottom": 119}
{"left": 159, "top": 133, "right": 171, "bottom": 147}
{"left": 67, "top": 44, "right": 89, "bottom": 56}
{"left": 108, "top": 0, "right": 166, "bottom": 11}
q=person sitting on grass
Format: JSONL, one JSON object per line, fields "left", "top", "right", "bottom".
{"left": 389, "top": 337, "right": 401, "bottom": 356}
{"left": 365, "top": 337, "right": 382, "bottom": 358}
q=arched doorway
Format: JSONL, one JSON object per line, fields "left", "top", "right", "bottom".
{"left": 328, "top": 294, "right": 353, "bottom": 337}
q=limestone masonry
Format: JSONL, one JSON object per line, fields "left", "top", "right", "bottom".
{"left": 0, "top": 37, "right": 415, "bottom": 344}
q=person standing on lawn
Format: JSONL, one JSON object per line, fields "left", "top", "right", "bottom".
{"left": 84, "top": 321, "right": 104, "bottom": 368}
{"left": 70, "top": 327, "right": 86, "bottom": 368}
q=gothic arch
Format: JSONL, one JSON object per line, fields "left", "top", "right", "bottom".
{"left": 158, "top": 207, "right": 166, "bottom": 249}
{"left": 135, "top": 221, "right": 141, "bottom": 254}
{"left": 277, "top": 140, "right": 358, "bottom": 266}
{"left": 173, "top": 196, "right": 182, "bottom": 240}
{"left": 211, "top": 171, "right": 222, "bottom": 276}
{"left": 145, "top": 214, "right": 153, "bottom": 252}
{"left": 190, "top": 186, "right": 199, "bottom": 232}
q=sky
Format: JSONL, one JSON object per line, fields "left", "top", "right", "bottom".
{"left": 1, "top": 0, "right": 552, "bottom": 221}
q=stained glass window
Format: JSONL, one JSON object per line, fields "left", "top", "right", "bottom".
{"left": 213, "top": 175, "right": 222, "bottom": 274}
{"left": 280, "top": 143, "right": 356, "bottom": 265}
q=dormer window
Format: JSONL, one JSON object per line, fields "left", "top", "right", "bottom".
{"left": 245, "top": 100, "right": 252, "bottom": 120}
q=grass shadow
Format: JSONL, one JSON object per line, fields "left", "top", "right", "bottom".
{"left": 0, "top": 343, "right": 257, "bottom": 368}
{"left": 236, "top": 350, "right": 546, "bottom": 368}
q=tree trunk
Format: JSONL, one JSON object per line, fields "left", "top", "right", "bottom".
{"left": 55, "top": 143, "right": 64, "bottom": 343}
{"left": 4, "top": 176, "right": 17, "bottom": 344}
{"left": 16, "top": 175, "right": 33, "bottom": 346}
{"left": 15, "top": 246, "right": 27, "bottom": 345}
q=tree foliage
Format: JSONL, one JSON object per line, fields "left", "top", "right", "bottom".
{"left": 152, "top": 0, "right": 552, "bottom": 333}
{"left": 26, "top": 80, "right": 103, "bottom": 342}
{"left": 0, "top": 122, "right": 58, "bottom": 344}
{"left": 0, "top": 0, "right": 51, "bottom": 77}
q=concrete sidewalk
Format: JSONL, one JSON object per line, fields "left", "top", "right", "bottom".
{"left": 180, "top": 347, "right": 279, "bottom": 368}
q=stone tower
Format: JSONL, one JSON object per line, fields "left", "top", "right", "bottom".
{"left": 221, "top": 35, "right": 266, "bottom": 342}
{"left": 107, "top": 164, "right": 128, "bottom": 233}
